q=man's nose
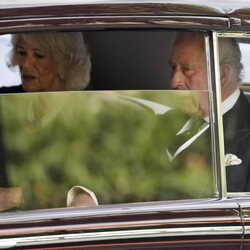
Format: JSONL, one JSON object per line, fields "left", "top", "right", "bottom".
{"left": 170, "top": 68, "right": 186, "bottom": 90}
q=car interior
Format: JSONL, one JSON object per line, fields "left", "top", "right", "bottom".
{"left": 0, "top": 29, "right": 249, "bottom": 211}
{"left": 82, "top": 30, "right": 175, "bottom": 90}
{"left": 0, "top": 30, "right": 175, "bottom": 90}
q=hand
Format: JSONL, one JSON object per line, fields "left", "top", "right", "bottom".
{"left": 0, "top": 187, "right": 23, "bottom": 211}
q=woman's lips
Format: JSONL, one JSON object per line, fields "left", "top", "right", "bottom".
{"left": 22, "top": 74, "right": 36, "bottom": 81}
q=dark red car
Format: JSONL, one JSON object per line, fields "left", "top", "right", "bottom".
{"left": 0, "top": 0, "right": 250, "bottom": 249}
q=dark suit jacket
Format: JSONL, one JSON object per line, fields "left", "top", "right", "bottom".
{"left": 0, "top": 85, "right": 24, "bottom": 93}
{"left": 224, "top": 91, "right": 250, "bottom": 192}
{"left": 167, "top": 91, "right": 250, "bottom": 192}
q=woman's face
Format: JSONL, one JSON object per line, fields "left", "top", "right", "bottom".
{"left": 15, "top": 38, "right": 63, "bottom": 92}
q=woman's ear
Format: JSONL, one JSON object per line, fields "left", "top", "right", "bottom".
{"left": 220, "top": 63, "right": 233, "bottom": 87}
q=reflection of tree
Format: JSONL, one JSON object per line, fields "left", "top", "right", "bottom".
{"left": 0, "top": 102, "right": 8, "bottom": 187}
{"left": 1, "top": 92, "right": 213, "bottom": 210}
{"left": 27, "top": 94, "right": 68, "bottom": 130}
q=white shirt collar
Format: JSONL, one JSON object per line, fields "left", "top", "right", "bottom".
{"left": 167, "top": 89, "right": 241, "bottom": 161}
{"left": 221, "top": 88, "right": 240, "bottom": 115}
{"left": 203, "top": 88, "right": 240, "bottom": 123}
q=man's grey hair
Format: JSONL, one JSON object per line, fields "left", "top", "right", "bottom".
{"left": 8, "top": 31, "right": 91, "bottom": 90}
{"left": 175, "top": 32, "right": 243, "bottom": 85}
{"left": 218, "top": 37, "right": 243, "bottom": 84}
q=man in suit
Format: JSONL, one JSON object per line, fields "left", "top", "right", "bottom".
{"left": 169, "top": 31, "right": 250, "bottom": 192}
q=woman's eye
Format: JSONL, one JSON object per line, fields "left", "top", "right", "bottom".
{"left": 16, "top": 48, "right": 26, "bottom": 57}
{"left": 35, "top": 53, "right": 45, "bottom": 59}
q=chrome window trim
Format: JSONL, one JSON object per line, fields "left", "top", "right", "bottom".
{"left": 0, "top": 199, "right": 234, "bottom": 224}
{"left": 242, "top": 226, "right": 250, "bottom": 235}
{"left": 0, "top": 214, "right": 241, "bottom": 237}
{"left": 228, "top": 192, "right": 250, "bottom": 197}
{"left": 211, "top": 32, "right": 227, "bottom": 198}
{"left": 205, "top": 33, "right": 218, "bottom": 197}
{"left": 0, "top": 226, "right": 243, "bottom": 248}
{"left": 217, "top": 32, "right": 250, "bottom": 38}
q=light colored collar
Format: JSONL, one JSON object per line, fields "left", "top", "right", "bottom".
{"left": 203, "top": 88, "right": 240, "bottom": 122}
{"left": 221, "top": 88, "right": 240, "bottom": 115}
{"left": 167, "top": 89, "right": 241, "bottom": 161}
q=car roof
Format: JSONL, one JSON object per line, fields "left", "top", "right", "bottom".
{"left": 0, "top": 0, "right": 249, "bottom": 15}
{"left": 0, "top": 0, "right": 250, "bottom": 31}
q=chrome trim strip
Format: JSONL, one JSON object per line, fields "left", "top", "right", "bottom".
{"left": 0, "top": 226, "right": 243, "bottom": 248}
{"left": 0, "top": 199, "right": 228, "bottom": 222}
{"left": 0, "top": 198, "right": 240, "bottom": 226}
{"left": 205, "top": 33, "right": 218, "bottom": 196}
{"left": 242, "top": 226, "right": 250, "bottom": 234}
{"left": 217, "top": 32, "right": 250, "bottom": 38}
{"left": 0, "top": 216, "right": 241, "bottom": 237}
{"left": 228, "top": 192, "right": 250, "bottom": 197}
{"left": 212, "top": 32, "right": 227, "bottom": 198}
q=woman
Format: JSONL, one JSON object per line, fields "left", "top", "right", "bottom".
{"left": 2, "top": 31, "right": 91, "bottom": 92}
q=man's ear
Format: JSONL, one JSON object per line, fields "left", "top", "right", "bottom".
{"left": 220, "top": 63, "right": 233, "bottom": 87}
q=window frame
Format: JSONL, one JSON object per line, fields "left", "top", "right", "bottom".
{"left": 0, "top": 3, "right": 235, "bottom": 206}
{"left": 208, "top": 32, "right": 227, "bottom": 198}
{"left": 0, "top": 29, "right": 225, "bottom": 204}
{"left": 215, "top": 31, "right": 250, "bottom": 198}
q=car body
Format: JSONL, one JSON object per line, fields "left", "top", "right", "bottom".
{"left": 0, "top": 0, "right": 250, "bottom": 249}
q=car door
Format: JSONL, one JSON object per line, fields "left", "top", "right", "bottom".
{"left": 0, "top": 1, "right": 246, "bottom": 249}
{"left": 214, "top": 29, "right": 250, "bottom": 248}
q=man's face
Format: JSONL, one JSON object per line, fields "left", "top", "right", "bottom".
{"left": 169, "top": 34, "right": 209, "bottom": 116}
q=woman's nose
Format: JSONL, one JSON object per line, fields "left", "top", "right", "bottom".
{"left": 170, "top": 68, "right": 186, "bottom": 90}
{"left": 21, "top": 54, "right": 35, "bottom": 69}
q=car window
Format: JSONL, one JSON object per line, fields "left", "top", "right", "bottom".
{"left": 0, "top": 34, "right": 20, "bottom": 87}
{"left": 0, "top": 30, "right": 215, "bottom": 211}
{"left": 0, "top": 31, "right": 175, "bottom": 91}
{"left": 240, "top": 42, "right": 250, "bottom": 85}
{"left": 217, "top": 34, "right": 250, "bottom": 194}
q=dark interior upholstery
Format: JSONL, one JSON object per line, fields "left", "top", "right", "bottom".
{"left": 84, "top": 30, "right": 175, "bottom": 90}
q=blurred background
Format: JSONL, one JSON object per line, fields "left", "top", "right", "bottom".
{"left": 0, "top": 91, "right": 213, "bottom": 210}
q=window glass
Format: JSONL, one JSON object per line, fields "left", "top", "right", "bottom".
{"left": 0, "top": 90, "right": 213, "bottom": 211}
{"left": 218, "top": 35, "right": 250, "bottom": 193}
{"left": 0, "top": 30, "right": 215, "bottom": 211}
{"left": 0, "top": 31, "right": 174, "bottom": 91}
{"left": 0, "top": 34, "right": 20, "bottom": 87}
{"left": 240, "top": 42, "right": 250, "bottom": 84}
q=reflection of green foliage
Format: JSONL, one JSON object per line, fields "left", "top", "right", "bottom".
{"left": 1, "top": 91, "right": 213, "bottom": 210}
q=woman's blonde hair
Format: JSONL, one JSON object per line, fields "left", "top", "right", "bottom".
{"left": 9, "top": 31, "right": 91, "bottom": 90}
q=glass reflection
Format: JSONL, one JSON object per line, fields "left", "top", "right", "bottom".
{"left": 0, "top": 90, "right": 213, "bottom": 211}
